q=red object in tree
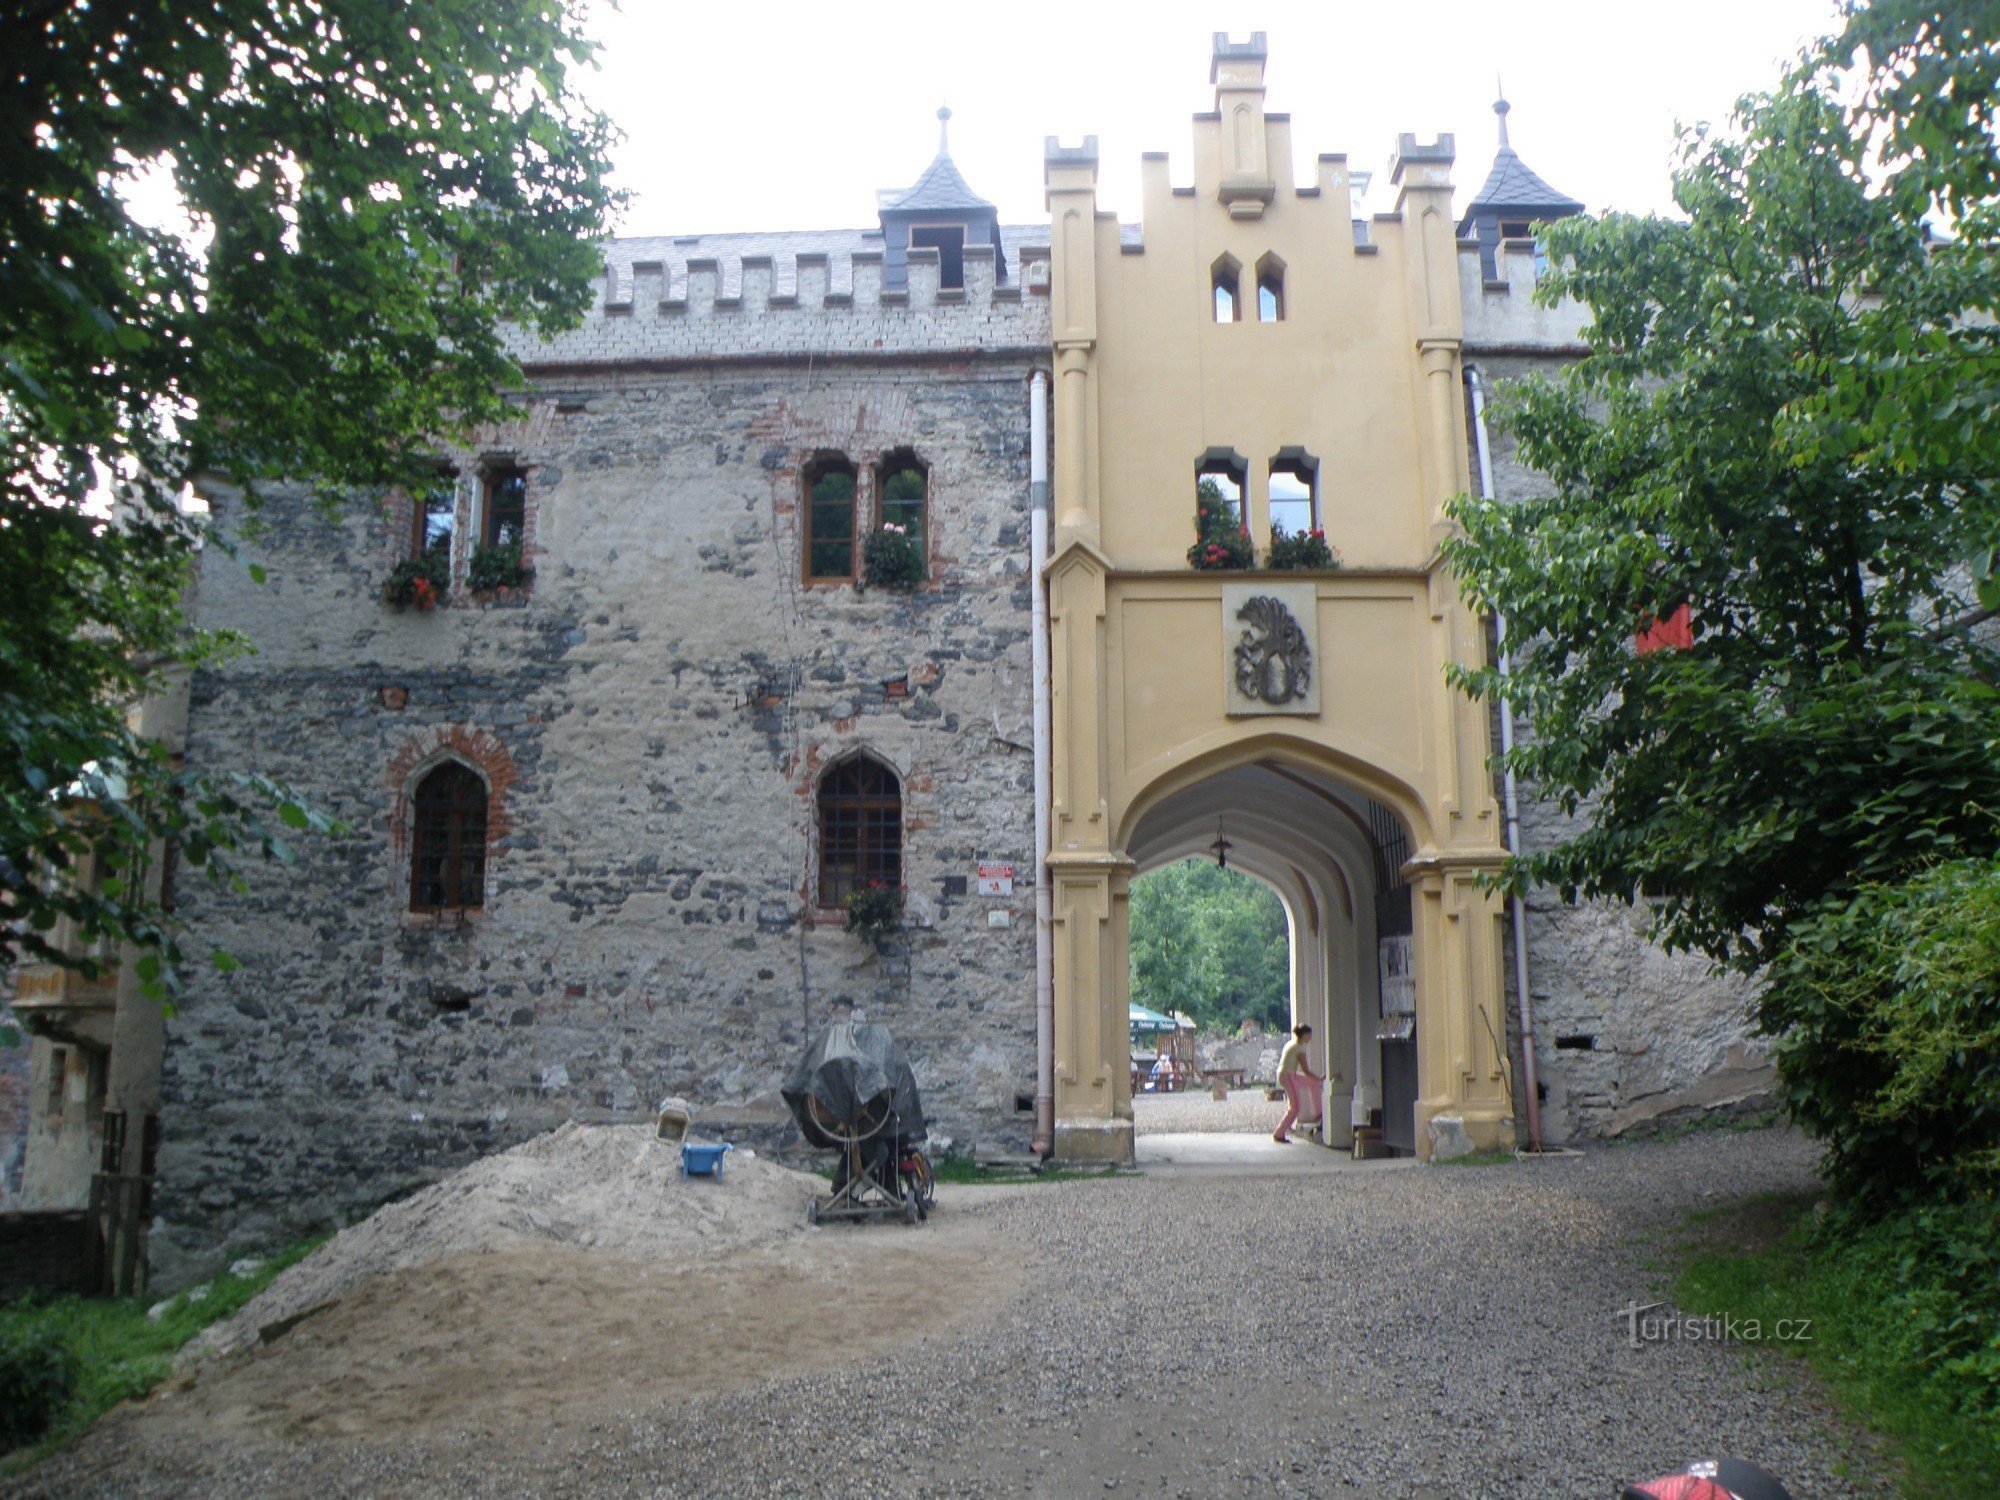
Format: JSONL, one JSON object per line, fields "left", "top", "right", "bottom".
{"left": 1635, "top": 602, "right": 1693, "bottom": 653}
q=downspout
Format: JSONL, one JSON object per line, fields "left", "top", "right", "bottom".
{"left": 1029, "top": 369, "right": 1056, "bottom": 1159}
{"left": 1467, "top": 365, "right": 1545, "bottom": 1153}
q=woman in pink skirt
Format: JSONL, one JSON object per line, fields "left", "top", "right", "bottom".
{"left": 1273, "top": 1023, "right": 1323, "bottom": 1143}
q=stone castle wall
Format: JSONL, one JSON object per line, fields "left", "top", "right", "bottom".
{"left": 0, "top": 1010, "right": 27, "bottom": 1207}
{"left": 1460, "top": 284, "right": 1773, "bottom": 1143}
{"left": 154, "top": 271, "right": 1051, "bottom": 1284}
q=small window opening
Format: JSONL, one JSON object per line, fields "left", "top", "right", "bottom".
{"left": 879, "top": 452, "right": 928, "bottom": 571}
{"left": 1211, "top": 256, "right": 1242, "bottom": 323}
{"left": 1268, "top": 460, "right": 1316, "bottom": 538}
{"left": 414, "top": 473, "right": 455, "bottom": 560}
{"left": 1196, "top": 461, "right": 1246, "bottom": 529}
{"left": 817, "top": 756, "right": 902, "bottom": 908}
{"left": 47, "top": 1048, "right": 68, "bottom": 1120}
{"left": 805, "top": 456, "right": 857, "bottom": 583}
{"left": 410, "top": 760, "right": 488, "bottom": 912}
{"left": 483, "top": 468, "right": 526, "bottom": 549}
{"left": 909, "top": 225, "right": 966, "bottom": 290}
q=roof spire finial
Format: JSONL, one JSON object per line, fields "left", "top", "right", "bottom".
{"left": 1494, "top": 85, "right": 1512, "bottom": 152}
{"left": 937, "top": 105, "right": 952, "bottom": 155}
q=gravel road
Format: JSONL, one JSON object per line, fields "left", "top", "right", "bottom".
{"left": 10, "top": 1127, "right": 1891, "bottom": 1499}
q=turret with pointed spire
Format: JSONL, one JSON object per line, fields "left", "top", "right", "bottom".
{"left": 1457, "top": 92, "right": 1583, "bottom": 282}
{"left": 877, "top": 107, "right": 1006, "bottom": 288}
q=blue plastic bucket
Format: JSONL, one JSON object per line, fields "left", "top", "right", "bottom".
{"left": 681, "top": 1141, "right": 734, "bottom": 1177}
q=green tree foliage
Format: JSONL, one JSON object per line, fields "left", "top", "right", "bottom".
{"left": 2, "top": 2, "right": 620, "bottom": 993}
{"left": 1443, "top": 8, "right": 2000, "bottom": 973}
{"left": 1128, "top": 858, "right": 1290, "bottom": 1032}
{"left": 1763, "top": 856, "right": 2000, "bottom": 1204}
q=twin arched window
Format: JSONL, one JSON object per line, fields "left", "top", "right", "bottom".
{"left": 802, "top": 451, "right": 928, "bottom": 585}
{"left": 1212, "top": 254, "right": 1286, "bottom": 323}
{"left": 817, "top": 755, "right": 902, "bottom": 907}
{"left": 410, "top": 760, "right": 487, "bottom": 912}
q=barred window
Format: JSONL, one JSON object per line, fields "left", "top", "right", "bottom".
{"left": 817, "top": 756, "right": 902, "bottom": 908}
{"left": 410, "top": 761, "right": 487, "bottom": 912}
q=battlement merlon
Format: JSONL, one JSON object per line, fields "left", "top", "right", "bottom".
{"left": 499, "top": 234, "right": 1052, "bottom": 369}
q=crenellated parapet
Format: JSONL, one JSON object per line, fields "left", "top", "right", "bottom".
{"left": 1456, "top": 235, "right": 1591, "bottom": 351}
{"left": 505, "top": 230, "right": 1052, "bottom": 369}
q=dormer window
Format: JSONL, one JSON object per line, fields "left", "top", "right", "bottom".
{"left": 909, "top": 225, "right": 966, "bottom": 289}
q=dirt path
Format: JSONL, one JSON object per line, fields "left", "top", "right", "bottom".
{"left": 7, "top": 1129, "right": 1893, "bottom": 1499}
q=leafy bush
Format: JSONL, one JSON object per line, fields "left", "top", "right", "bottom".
{"left": 1187, "top": 479, "right": 1254, "bottom": 570}
{"left": 1266, "top": 525, "right": 1339, "bottom": 571}
{"left": 466, "top": 542, "right": 531, "bottom": 593}
{"left": 383, "top": 552, "right": 449, "bottom": 610}
{"left": 845, "top": 882, "right": 905, "bottom": 946}
{"left": 0, "top": 1317, "right": 77, "bottom": 1453}
{"left": 862, "top": 525, "right": 924, "bottom": 588}
{"left": 0, "top": 1233, "right": 327, "bottom": 1462}
{"left": 1760, "top": 855, "right": 2000, "bottom": 1205}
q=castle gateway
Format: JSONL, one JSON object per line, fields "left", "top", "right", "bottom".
{"left": 6, "top": 36, "right": 1772, "bottom": 1278}
{"left": 1043, "top": 38, "right": 1511, "bottom": 1162}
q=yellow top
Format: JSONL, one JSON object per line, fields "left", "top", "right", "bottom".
{"left": 1278, "top": 1038, "right": 1307, "bottom": 1077}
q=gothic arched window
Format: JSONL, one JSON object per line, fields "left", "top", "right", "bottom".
{"left": 410, "top": 760, "right": 488, "bottom": 912}
{"left": 817, "top": 755, "right": 902, "bottom": 908}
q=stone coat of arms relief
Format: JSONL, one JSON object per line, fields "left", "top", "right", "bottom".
{"left": 1219, "top": 581, "right": 1321, "bottom": 716}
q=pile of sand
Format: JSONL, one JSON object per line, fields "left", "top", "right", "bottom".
{"left": 186, "top": 1122, "right": 823, "bottom": 1362}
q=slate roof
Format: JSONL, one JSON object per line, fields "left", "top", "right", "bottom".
{"left": 879, "top": 148, "right": 996, "bottom": 215}
{"left": 1458, "top": 99, "right": 1583, "bottom": 234}
{"left": 1465, "top": 148, "right": 1583, "bottom": 217}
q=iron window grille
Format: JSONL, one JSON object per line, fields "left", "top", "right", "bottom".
{"left": 410, "top": 761, "right": 487, "bottom": 912}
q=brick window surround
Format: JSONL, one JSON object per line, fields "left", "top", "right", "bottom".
{"left": 388, "top": 727, "right": 516, "bottom": 919}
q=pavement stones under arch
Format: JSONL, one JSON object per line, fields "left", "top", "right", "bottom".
{"left": 10, "top": 1128, "right": 1892, "bottom": 1499}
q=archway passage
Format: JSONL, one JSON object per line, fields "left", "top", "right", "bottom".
{"left": 1127, "top": 858, "right": 1291, "bottom": 1136}
{"left": 1123, "top": 758, "right": 1419, "bottom": 1156}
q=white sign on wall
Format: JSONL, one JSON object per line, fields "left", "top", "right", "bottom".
{"left": 976, "top": 862, "right": 1015, "bottom": 896}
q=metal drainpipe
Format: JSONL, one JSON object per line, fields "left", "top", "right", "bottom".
{"left": 1029, "top": 369, "right": 1056, "bottom": 1159}
{"left": 1467, "top": 365, "right": 1545, "bottom": 1153}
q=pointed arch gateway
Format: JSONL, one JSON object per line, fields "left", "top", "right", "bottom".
{"left": 1116, "top": 743, "right": 1435, "bottom": 1155}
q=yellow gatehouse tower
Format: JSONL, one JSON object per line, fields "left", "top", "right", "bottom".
{"left": 1045, "top": 34, "right": 1514, "bottom": 1163}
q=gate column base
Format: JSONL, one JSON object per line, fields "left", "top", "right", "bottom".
{"left": 1054, "top": 1116, "right": 1135, "bottom": 1165}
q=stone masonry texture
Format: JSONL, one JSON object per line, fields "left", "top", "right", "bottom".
{"left": 1463, "top": 338, "right": 1772, "bottom": 1146}
{"left": 154, "top": 253, "right": 1051, "bottom": 1286}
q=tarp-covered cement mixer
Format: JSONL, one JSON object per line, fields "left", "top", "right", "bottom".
{"left": 781, "top": 1023, "right": 934, "bottom": 1224}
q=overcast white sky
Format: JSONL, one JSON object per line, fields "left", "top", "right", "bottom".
{"left": 578, "top": 0, "right": 1847, "bottom": 238}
